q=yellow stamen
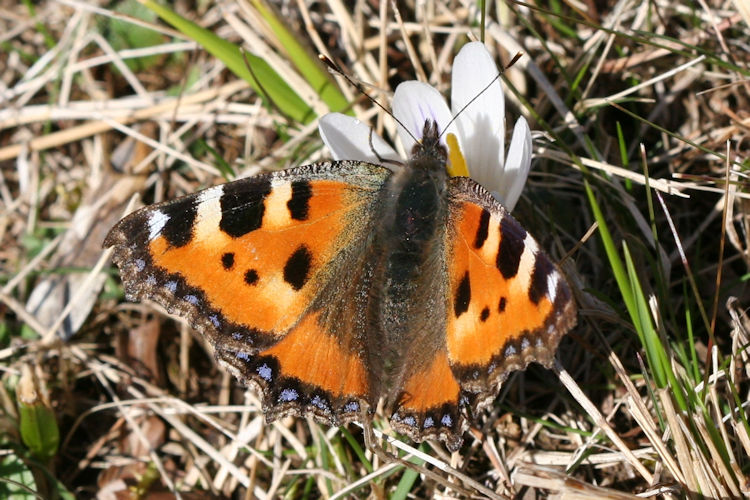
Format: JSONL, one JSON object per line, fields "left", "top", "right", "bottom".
{"left": 446, "top": 132, "right": 469, "bottom": 177}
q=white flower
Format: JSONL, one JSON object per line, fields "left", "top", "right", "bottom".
{"left": 318, "top": 41, "right": 532, "bottom": 212}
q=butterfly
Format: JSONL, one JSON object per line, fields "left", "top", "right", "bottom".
{"left": 104, "top": 120, "right": 576, "bottom": 451}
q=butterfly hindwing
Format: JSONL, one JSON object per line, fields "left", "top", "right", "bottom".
{"left": 444, "top": 177, "right": 576, "bottom": 407}
{"left": 105, "top": 161, "right": 391, "bottom": 424}
{"left": 389, "top": 342, "right": 465, "bottom": 451}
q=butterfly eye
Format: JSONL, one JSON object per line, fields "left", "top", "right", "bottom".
{"left": 445, "top": 132, "right": 469, "bottom": 177}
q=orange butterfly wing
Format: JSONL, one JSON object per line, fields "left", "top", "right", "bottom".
{"left": 105, "top": 161, "right": 390, "bottom": 423}
{"left": 445, "top": 178, "right": 576, "bottom": 404}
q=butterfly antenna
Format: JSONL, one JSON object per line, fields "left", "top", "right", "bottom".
{"left": 319, "top": 54, "right": 420, "bottom": 146}
{"left": 438, "top": 51, "right": 523, "bottom": 142}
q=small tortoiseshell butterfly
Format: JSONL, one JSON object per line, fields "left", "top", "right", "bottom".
{"left": 104, "top": 120, "right": 576, "bottom": 451}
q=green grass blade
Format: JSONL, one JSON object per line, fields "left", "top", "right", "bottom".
{"left": 583, "top": 180, "right": 635, "bottom": 320}
{"left": 685, "top": 291, "right": 701, "bottom": 382}
{"left": 249, "top": 0, "right": 350, "bottom": 114}
{"left": 622, "top": 242, "right": 666, "bottom": 388}
{"left": 0, "top": 453, "right": 37, "bottom": 499}
{"left": 17, "top": 368, "right": 60, "bottom": 462}
{"left": 391, "top": 465, "right": 419, "bottom": 500}
{"left": 142, "top": 0, "right": 314, "bottom": 124}
{"left": 339, "top": 427, "right": 373, "bottom": 474}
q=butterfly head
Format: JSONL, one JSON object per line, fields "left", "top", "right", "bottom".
{"left": 408, "top": 120, "right": 448, "bottom": 173}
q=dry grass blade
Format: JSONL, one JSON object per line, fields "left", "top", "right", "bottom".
{"left": 513, "top": 465, "right": 643, "bottom": 499}
{"left": 554, "top": 360, "right": 653, "bottom": 482}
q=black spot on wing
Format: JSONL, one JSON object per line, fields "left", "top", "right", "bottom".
{"left": 221, "top": 252, "right": 235, "bottom": 270}
{"left": 498, "top": 296, "right": 506, "bottom": 313}
{"left": 287, "top": 180, "right": 312, "bottom": 221}
{"left": 219, "top": 178, "right": 272, "bottom": 238}
{"left": 244, "top": 269, "right": 259, "bottom": 286}
{"left": 529, "top": 255, "right": 554, "bottom": 304}
{"left": 283, "top": 245, "right": 312, "bottom": 291}
{"left": 454, "top": 271, "right": 471, "bottom": 318}
{"left": 474, "top": 209, "right": 490, "bottom": 248}
{"left": 480, "top": 306, "right": 490, "bottom": 322}
{"left": 160, "top": 199, "right": 198, "bottom": 248}
{"left": 497, "top": 217, "right": 526, "bottom": 279}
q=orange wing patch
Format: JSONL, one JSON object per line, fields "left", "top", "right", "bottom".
{"left": 447, "top": 202, "right": 553, "bottom": 365}
{"left": 146, "top": 179, "right": 361, "bottom": 335}
{"left": 262, "top": 313, "right": 368, "bottom": 399}
{"left": 390, "top": 350, "right": 464, "bottom": 450}
{"left": 212, "top": 310, "right": 370, "bottom": 425}
{"left": 397, "top": 350, "right": 460, "bottom": 412}
{"left": 445, "top": 195, "right": 575, "bottom": 392}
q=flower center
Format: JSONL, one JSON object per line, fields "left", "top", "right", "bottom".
{"left": 445, "top": 133, "right": 469, "bottom": 177}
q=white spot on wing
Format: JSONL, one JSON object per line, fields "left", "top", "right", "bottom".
{"left": 271, "top": 176, "right": 288, "bottom": 188}
{"left": 148, "top": 210, "right": 170, "bottom": 240}
{"left": 195, "top": 185, "right": 224, "bottom": 205}
{"left": 523, "top": 233, "right": 539, "bottom": 255}
{"left": 547, "top": 272, "right": 559, "bottom": 303}
{"left": 479, "top": 214, "right": 501, "bottom": 262}
{"left": 511, "top": 234, "right": 538, "bottom": 297}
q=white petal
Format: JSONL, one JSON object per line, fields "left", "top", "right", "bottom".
{"left": 451, "top": 42, "right": 505, "bottom": 182}
{"left": 318, "top": 113, "right": 400, "bottom": 164}
{"left": 392, "top": 81, "right": 454, "bottom": 155}
{"left": 496, "top": 117, "right": 532, "bottom": 211}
